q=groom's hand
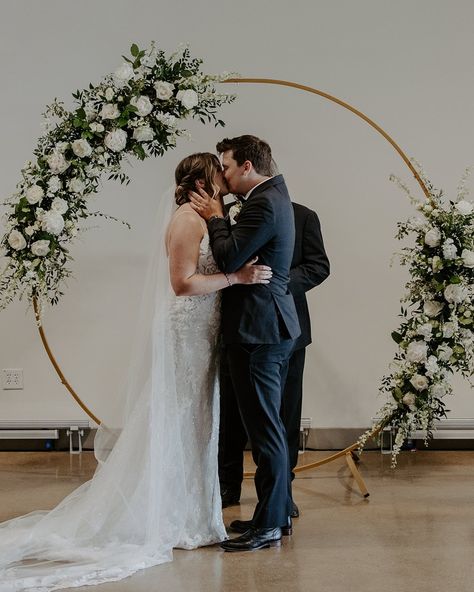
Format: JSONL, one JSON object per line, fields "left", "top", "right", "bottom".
{"left": 189, "top": 186, "right": 224, "bottom": 221}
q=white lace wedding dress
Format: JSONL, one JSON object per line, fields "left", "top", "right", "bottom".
{"left": 0, "top": 230, "right": 226, "bottom": 591}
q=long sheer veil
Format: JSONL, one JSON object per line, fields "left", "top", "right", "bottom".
{"left": 0, "top": 190, "right": 187, "bottom": 590}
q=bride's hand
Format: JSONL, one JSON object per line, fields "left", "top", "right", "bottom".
{"left": 232, "top": 257, "right": 272, "bottom": 285}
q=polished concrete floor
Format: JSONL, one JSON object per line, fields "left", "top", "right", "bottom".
{"left": 1, "top": 450, "right": 473, "bottom": 592}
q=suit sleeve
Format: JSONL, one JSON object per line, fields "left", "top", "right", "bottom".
{"left": 289, "top": 210, "right": 330, "bottom": 293}
{"left": 207, "top": 195, "right": 275, "bottom": 273}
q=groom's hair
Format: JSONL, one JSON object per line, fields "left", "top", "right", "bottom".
{"left": 216, "top": 135, "right": 272, "bottom": 176}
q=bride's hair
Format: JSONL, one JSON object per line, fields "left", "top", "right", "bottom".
{"left": 174, "top": 152, "right": 221, "bottom": 206}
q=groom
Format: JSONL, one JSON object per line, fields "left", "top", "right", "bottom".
{"left": 190, "top": 135, "right": 300, "bottom": 551}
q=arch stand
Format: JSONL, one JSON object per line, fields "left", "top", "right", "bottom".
{"left": 33, "top": 78, "right": 430, "bottom": 497}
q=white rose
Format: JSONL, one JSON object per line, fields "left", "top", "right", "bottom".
{"left": 424, "top": 227, "right": 441, "bottom": 248}
{"left": 461, "top": 249, "right": 474, "bottom": 268}
{"left": 47, "top": 151, "right": 70, "bottom": 174}
{"left": 68, "top": 178, "right": 85, "bottom": 194}
{"left": 432, "top": 255, "right": 443, "bottom": 272}
{"left": 130, "top": 95, "right": 153, "bottom": 117}
{"left": 156, "top": 112, "right": 177, "bottom": 128}
{"left": 437, "top": 344, "right": 453, "bottom": 362}
{"left": 41, "top": 210, "right": 65, "bottom": 235}
{"left": 105, "top": 87, "right": 115, "bottom": 102}
{"left": 176, "top": 89, "right": 199, "bottom": 110}
{"left": 90, "top": 122, "right": 105, "bottom": 133}
{"left": 47, "top": 176, "right": 62, "bottom": 194}
{"left": 8, "top": 230, "right": 27, "bottom": 251}
{"left": 455, "top": 200, "right": 473, "bottom": 215}
{"left": 410, "top": 374, "right": 429, "bottom": 391}
{"left": 416, "top": 323, "right": 433, "bottom": 340}
{"left": 442, "top": 239, "right": 458, "bottom": 260}
{"left": 423, "top": 300, "right": 444, "bottom": 318}
{"left": 104, "top": 129, "right": 128, "bottom": 152}
{"left": 406, "top": 340, "right": 428, "bottom": 363}
{"left": 114, "top": 62, "right": 134, "bottom": 83}
{"left": 25, "top": 185, "right": 44, "bottom": 205}
{"left": 444, "top": 283, "right": 467, "bottom": 304}
{"left": 51, "top": 197, "right": 68, "bottom": 215}
{"left": 133, "top": 126, "right": 154, "bottom": 142}
{"left": 402, "top": 392, "right": 416, "bottom": 406}
{"left": 71, "top": 139, "right": 92, "bottom": 158}
{"left": 100, "top": 103, "right": 120, "bottom": 120}
{"left": 31, "top": 239, "right": 50, "bottom": 257}
{"left": 154, "top": 81, "right": 174, "bottom": 100}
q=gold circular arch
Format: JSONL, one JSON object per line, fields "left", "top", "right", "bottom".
{"left": 34, "top": 78, "right": 430, "bottom": 488}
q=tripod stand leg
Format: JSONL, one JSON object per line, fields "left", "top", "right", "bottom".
{"left": 345, "top": 452, "right": 369, "bottom": 497}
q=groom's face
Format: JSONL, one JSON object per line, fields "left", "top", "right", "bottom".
{"left": 221, "top": 150, "right": 247, "bottom": 195}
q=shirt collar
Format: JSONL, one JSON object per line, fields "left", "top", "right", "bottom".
{"left": 242, "top": 176, "right": 275, "bottom": 200}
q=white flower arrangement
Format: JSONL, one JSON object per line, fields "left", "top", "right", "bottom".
{"left": 359, "top": 163, "right": 474, "bottom": 465}
{"left": 0, "top": 42, "right": 235, "bottom": 315}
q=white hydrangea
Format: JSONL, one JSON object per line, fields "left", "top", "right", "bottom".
{"left": 424, "top": 227, "right": 441, "bottom": 247}
{"left": 455, "top": 200, "right": 473, "bottom": 215}
{"left": 114, "top": 62, "right": 134, "bottom": 84}
{"left": 25, "top": 185, "right": 44, "bottom": 205}
{"left": 8, "top": 230, "right": 27, "bottom": 251}
{"left": 100, "top": 103, "right": 120, "bottom": 120}
{"left": 424, "top": 356, "right": 439, "bottom": 378}
{"left": 442, "top": 322, "right": 456, "bottom": 338}
{"left": 47, "top": 176, "right": 62, "bottom": 194}
{"left": 442, "top": 239, "right": 458, "bottom": 260}
{"left": 461, "top": 249, "right": 474, "bottom": 268}
{"left": 416, "top": 323, "right": 433, "bottom": 340}
{"left": 133, "top": 126, "right": 154, "bottom": 142}
{"left": 31, "top": 239, "right": 50, "bottom": 257}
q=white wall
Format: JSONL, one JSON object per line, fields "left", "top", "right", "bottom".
{"left": 0, "top": 0, "right": 473, "bottom": 428}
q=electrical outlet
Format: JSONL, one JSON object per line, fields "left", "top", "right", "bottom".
{"left": 2, "top": 369, "right": 24, "bottom": 390}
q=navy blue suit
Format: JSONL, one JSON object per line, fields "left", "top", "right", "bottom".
{"left": 208, "top": 174, "right": 300, "bottom": 528}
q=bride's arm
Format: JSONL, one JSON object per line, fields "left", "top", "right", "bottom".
{"left": 168, "top": 212, "right": 272, "bottom": 297}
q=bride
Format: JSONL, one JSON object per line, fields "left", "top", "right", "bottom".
{"left": 0, "top": 152, "right": 272, "bottom": 591}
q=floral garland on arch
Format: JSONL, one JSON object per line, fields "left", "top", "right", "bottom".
{"left": 359, "top": 164, "right": 474, "bottom": 465}
{"left": 0, "top": 42, "right": 234, "bottom": 317}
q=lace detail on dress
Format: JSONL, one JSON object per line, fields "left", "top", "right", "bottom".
{"left": 169, "top": 232, "right": 225, "bottom": 549}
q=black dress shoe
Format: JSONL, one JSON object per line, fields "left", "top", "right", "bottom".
{"left": 230, "top": 517, "right": 292, "bottom": 536}
{"left": 290, "top": 501, "right": 300, "bottom": 518}
{"left": 221, "top": 488, "right": 240, "bottom": 509}
{"left": 220, "top": 527, "right": 282, "bottom": 552}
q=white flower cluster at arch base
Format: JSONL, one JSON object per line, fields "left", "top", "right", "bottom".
{"left": 359, "top": 164, "right": 474, "bottom": 465}
{"left": 0, "top": 42, "right": 235, "bottom": 318}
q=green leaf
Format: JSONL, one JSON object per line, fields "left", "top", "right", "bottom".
{"left": 391, "top": 331, "right": 403, "bottom": 344}
{"left": 449, "top": 276, "right": 461, "bottom": 284}
{"left": 130, "top": 44, "right": 140, "bottom": 57}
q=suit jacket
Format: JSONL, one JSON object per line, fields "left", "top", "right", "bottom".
{"left": 208, "top": 175, "right": 301, "bottom": 344}
{"left": 290, "top": 202, "right": 330, "bottom": 350}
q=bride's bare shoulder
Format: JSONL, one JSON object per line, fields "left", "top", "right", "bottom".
{"left": 166, "top": 204, "right": 205, "bottom": 249}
